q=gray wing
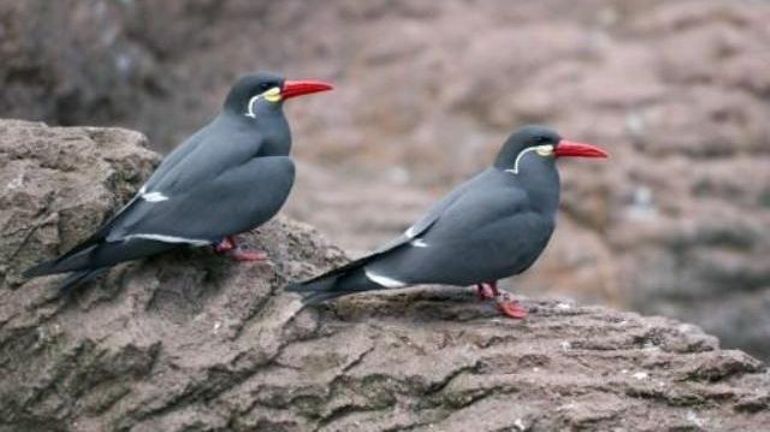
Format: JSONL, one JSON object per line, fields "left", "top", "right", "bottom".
{"left": 24, "top": 117, "right": 275, "bottom": 277}
{"left": 368, "top": 173, "right": 555, "bottom": 286}
{"left": 74, "top": 116, "right": 259, "bottom": 243}
{"left": 142, "top": 121, "right": 212, "bottom": 190}
{"left": 372, "top": 169, "right": 494, "bottom": 253}
{"left": 105, "top": 115, "right": 270, "bottom": 242}
{"left": 106, "top": 156, "right": 295, "bottom": 243}
{"left": 299, "top": 169, "right": 493, "bottom": 285}
{"left": 143, "top": 117, "right": 263, "bottom": 196}
{"left": 37, "top": 120, "right": 232, "bottom": 261}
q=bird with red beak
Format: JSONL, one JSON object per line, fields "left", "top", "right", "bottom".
{"left": 24, "top": 72, "right": 333, "bottom": 292}
{"left": 289, "top": 125, "right": 608, "bottom": 319}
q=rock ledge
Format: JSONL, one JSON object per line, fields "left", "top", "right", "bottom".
{"left": 0, "top": 120, "right": 768, "bottom": 431}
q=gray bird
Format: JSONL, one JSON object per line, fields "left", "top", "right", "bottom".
{"left": 286, "top": 126, "right": 608, "bottom": 318}
{"left": 24, "top": 72, "right": 332, "bottom": 291}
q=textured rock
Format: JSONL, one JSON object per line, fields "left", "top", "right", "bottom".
{"left": 1, "top": 122, "right": 769, "bottom": 431}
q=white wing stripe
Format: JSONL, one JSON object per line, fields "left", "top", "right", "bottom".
{"left": 125, "top": 233, "right": 210, "bottom": 246}
{"left": 141, "top": 191, "right": 169, "bottom": 202}
{"left": 364, "top": 268, "right": 406, "bottom": 288}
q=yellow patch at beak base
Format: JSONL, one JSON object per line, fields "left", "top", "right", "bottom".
{"left": 536, "top": 145, "right": 554, "bottom": 156}
{"left": 264, "top": 87, "right": 282, "bottom": 103}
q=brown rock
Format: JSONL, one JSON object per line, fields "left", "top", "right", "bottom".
{"left": 1, "top": 121, "right": 769, "bottom": 432}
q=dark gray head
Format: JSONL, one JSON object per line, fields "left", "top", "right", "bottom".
{"left": 223, "top": 72, "right": 333, "bottom": 119}
{"left": 494, "top": 125, "right": 608, "bottom": 172}
{"left": 494, "top": 126, "right": 561, "bottom": 170}
{"left": 494, "top": 125, "right": 608, "bottom": 214}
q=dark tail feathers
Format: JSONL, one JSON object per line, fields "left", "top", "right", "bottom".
{"left": 24, "top": 239, "right": 176, "bottom": 279}
{"left": 23, "top": 245, "right": 99, "bottom": 278}
{"left": 285, "top": 267, "right": 382, "bottom": 305}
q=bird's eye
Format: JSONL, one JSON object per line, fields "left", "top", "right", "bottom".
{"left": 260, "top": 83, "right": 273, "bottom": 91}
{"left": 536, "top": 136, "right": 549, "bottom": 144}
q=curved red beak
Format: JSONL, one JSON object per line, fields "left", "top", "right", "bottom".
{"left": 554, "top": 139, "right": 609, "bottom": 158}
{"left": 281, "top": 79, "right": 334, "bottom": 100}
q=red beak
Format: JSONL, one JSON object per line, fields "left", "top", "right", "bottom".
{"left": 281, "top": 80, "right": 334, "bottom": 100}
{"left": 554, "top": 139, "right": 609, "bottom": 158}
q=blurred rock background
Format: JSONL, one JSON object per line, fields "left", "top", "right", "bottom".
{"left": 1, "top": 0, "right": 768, "bottom": 358}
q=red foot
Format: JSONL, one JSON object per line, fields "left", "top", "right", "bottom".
{"left": 214, "top": 235, "right": 268, "bottom": 262}
{"left": 476, "top": 281, "right": 499, "bottom": 300}
{"left": 496, "top": 293, "right": 528, "bottom": 319}
{"left": 229, "top": 248, "right": 268, "bottom": 262}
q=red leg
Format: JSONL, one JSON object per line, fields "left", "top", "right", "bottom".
{"left": 476, "top": 281, "right": 498, "bottom": 300}
{"left": 228, "top": 248, "right": 268, "bottom": 262}
{"left": 213, "top": 235, "right": 268, "bottom": 262}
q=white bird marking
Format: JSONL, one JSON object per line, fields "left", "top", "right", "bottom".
{"left": 141, "top": 191, "right": 169, "bottom": 202}
{"left": 410, "top": 238, "right": 429, "bottom": 248}
{"left": 505, "top": 145, "right": 553, "bottom": 175}
{"left": 138, "top": 185, "right": 147, "bottom": 194}
{"left": 125, "top": 233, "right": 210, "bottom": 246}
{"left": 405, "top": 226, "right": 418, "bottom": 238}
{"left": 245, "top": 94, "right": 261, "bottom": 118}
{"left": 364, "top": 268, "right": 406, "bottom": 288}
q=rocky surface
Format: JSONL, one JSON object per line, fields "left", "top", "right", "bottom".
{"left": 1, "top": 0, "right": 768, "bottom": 360}
{"left": 2, "top": 123, "right": 770, "bottom": 431}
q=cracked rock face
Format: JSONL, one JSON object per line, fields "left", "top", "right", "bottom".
{"left": 1, "top": 120, "right": 769, "bottom": 431}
